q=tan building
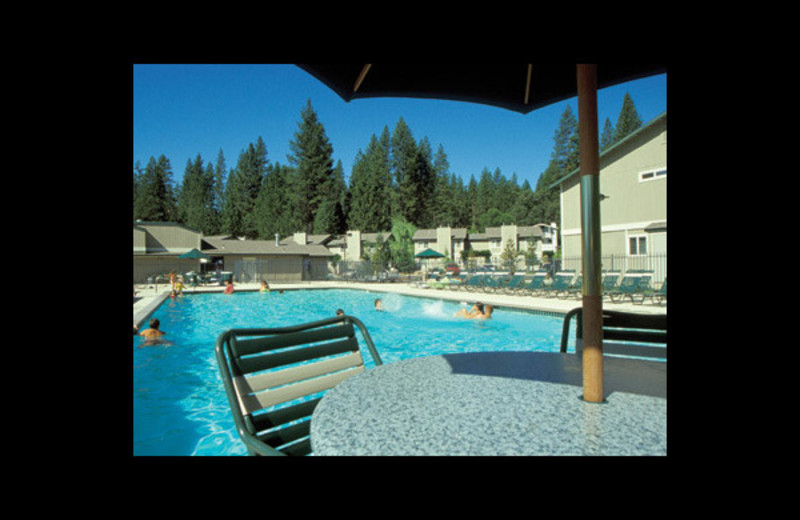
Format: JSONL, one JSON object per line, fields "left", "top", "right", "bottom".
{"left": 133, "top": 221, "right": 206, "bottom": 282}
{"left": 466, "top": 224, "right": 557, "bottom": 270}
{"left": 412, "top": 227, "right": 467, "bottom": 263}
{"left": 133, "top": 221, "right": 332, "bottom": 283}
{"left": 551, "top": 111, "right": 667, "bottom": 282}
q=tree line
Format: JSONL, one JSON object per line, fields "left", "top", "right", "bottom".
{"left": 133, "top": 94, "right": 643, "bottom": 240}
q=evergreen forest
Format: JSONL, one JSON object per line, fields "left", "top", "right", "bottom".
{"left": 133, "top": 94, "right": 644, "bottom": 240}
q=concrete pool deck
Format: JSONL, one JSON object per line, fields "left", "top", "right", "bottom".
{"left": 133, "top": 280, "right": 666, "bottom": 330}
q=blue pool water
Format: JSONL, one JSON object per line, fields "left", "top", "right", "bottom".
{"left": 133, "top": 289, "right": 574, "bottom": 456}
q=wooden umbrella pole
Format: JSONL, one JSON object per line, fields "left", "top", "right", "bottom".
{"left": 576, "top": 64, "right": 604, "bottom": 403}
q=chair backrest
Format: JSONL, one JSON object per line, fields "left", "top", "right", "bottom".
{"left": 551, "top": 272, "right": 575, "bottom": 289}
{"left": 526, "top": 273, "right": 546, "bottom": 289}
{"left": 215, "top": 315, "right": 382, "bottom": 456}
{"left": 559, "top": 307, "right": 666, "bottom": 360}
{"left": 616, "top": 275, "right": 640, "bottom": 290}
{"left": 602, "top": 272, "right": 621, "bottom": 291}
{"left": 507, "top": 275, "right": 524, "bottom": 288}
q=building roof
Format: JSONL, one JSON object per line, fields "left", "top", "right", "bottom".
{"left": 133, "top": 220, "right": 202, "bottom": 234}
{"left": 201, "top": 237, "right": 332, "bottom": 257}
{"left": 413, "top": 228, "right": 468, "bottom": 240}
{"left": 469, "top": 225, "right": 546, "bottom": 241}
{"left": 279, "top": 234, "right": 334, "bottom": 246}
{"left": 360, "top": 232, "right": 392, "bottom": 243}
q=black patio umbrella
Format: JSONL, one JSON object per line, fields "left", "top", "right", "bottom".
{"left": 298, "top": 63, "right": 666, "bottom": 403}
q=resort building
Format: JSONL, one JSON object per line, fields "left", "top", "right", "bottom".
{"left": 134, "top": 221, "right": 207, "bottom": 282}
{"left": 133, "top": 221, "right": 332, "bottom": 283}
{"left": 465, "top": 224, "right": 557, "bottom": 269}
{"left": 412, "top": 227, "right": 468, "bottom": 261}
{"left": 551, "top": 111, "right": 667, "bottom": 282}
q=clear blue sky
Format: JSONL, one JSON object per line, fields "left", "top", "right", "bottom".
{"left": 133, "top": 64, "right": 666, "bottom": 189}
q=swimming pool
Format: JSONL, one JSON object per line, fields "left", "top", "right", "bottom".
{"left": 132, "top": 289, "right": 574, "bottom": 456}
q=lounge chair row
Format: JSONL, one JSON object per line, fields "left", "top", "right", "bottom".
{"left": 450, "top": 271, "right": 666, "bottom": 305}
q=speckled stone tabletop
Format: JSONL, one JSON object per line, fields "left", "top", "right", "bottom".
{"left": 311, "top": 352, "right": 666, "bottom": 456}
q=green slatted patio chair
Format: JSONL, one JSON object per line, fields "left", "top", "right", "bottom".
{"left": 500, "top": 275, "right": 526, "bottom": 294}
{"left": 639, "top": 277, "right": 667, "bottom": 305}
{"left": 608, "top": 273, "right": 652, "bottom": 304}
{"left": 601, "top": 272, "right": 621, "bottom": 294}
{"left": 560, "top": 274, "right": 582, "bottom": 299}
{"left": 215, "top": 315, "right": 383, "bottom": 456}
{"left": 540, "top": 272, "right": 575, "bottom": 298}
{"left": 519, "top": 272, "right": 548, "bottom": 295}
{"left": 478, "top": 276, "right": 502, "bottom": 293}
{"left": 456, "top": 275, "right": 482, "bottom": 291}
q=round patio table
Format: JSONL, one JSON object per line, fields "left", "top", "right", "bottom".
{"left": 310, "top": 351, "right": 666, "bottom": 456}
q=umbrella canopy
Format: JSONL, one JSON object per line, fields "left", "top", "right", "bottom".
{"left": 298, "top": 64, "right": 666, "bottom": 403}
{"left": 179, "top": 248, "right": 210, "bottom": 260}
{"left": 298, "top": 64, "right": 665, "bottom": 114}
{"left": 414, "top": 248, "right": 445, "bottom": 259}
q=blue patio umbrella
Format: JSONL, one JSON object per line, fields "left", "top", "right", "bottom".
{"left": 298, "top": 63, "right": 666, "bottom": 403}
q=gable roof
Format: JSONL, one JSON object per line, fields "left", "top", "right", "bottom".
{"left": 201, "top": 237, "right": 332, "bottom": 257}
{"left": 413, "top": 228, "right": 468, "bottom": 241}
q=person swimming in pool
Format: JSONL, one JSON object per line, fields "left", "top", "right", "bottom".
{"left": 374, "top": 298, "right": 383, "bottom": 311}
{"left": 138, "top": 318, "right": 172, "bottom": 346}
{"left": 455, "top": 302, "right": 484, "bottom": 318}
{"left": 476, "top": 304, "right": 493, "bottom": 319}
{"left": 455, "top": 302, "right": 493, "bottom": 320}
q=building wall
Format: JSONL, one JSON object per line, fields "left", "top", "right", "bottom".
{"left": 560, "top": 117, "right": 667, "bottom": 260}
{"left": 135, "top": 222, "right": 202, "bottom": 253}
{"left": 133, "top": 256, "right": 199, "bottom": 283}
{"left": 225, "top": 255, "right": 328, "bottom": 282}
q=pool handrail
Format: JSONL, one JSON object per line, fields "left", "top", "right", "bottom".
{"left": 559, "top": 307, "right": 667, "bottom": 360}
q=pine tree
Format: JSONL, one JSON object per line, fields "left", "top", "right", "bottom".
{"left": 289, "top": 100, "right": 336, "bottom": 234}
{"left": 390, "top": 118, "right": 420, "bottom": 224}
{"left": 613, "top": 92, "right": 643, "bottom": 143}
{"left": 177, "top": 154, "right": 215, "bottom": 232}
{"left": 314, "top": 160, "right": 347, "bottom": 234}
{"left": 530, "top": 104, "right": 579, "bottom": 226}
{"left": 252, "top": 162, "right": 299, "bottom": 240}
{"left": 415, "top": 136, "right": 436, "bottom": 228}
{"left": 133, "top": 160, "right": 143, "bottom": 220}
{"left": 600, "top": 117, "right": 615, "bottom": 151}
{"left": 348, "top": 128, "right": 393, "bottom": 233}
{"left": 223, "top": 138, "right": 268, "bottom": 237}
{"left": 431, "top": 144, "right": 456, "bottom": 227}
{"left": 135, "top": 155, "right": 177, "bottom": 222}
{"left": 389, "top": 216, "right": 417, "bottom": 272}
{"left": 207, "top": 149, "right": 228, "bottom": 235}
{"left": 511, "top": 179, "right": 537, "bottom": 225}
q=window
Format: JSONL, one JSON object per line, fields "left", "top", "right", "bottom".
{"left": 629, "top": 235, "right": 647, "bottom": 256}
{"left": 639, "top": 168, "right": 667, "bottom": 182}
